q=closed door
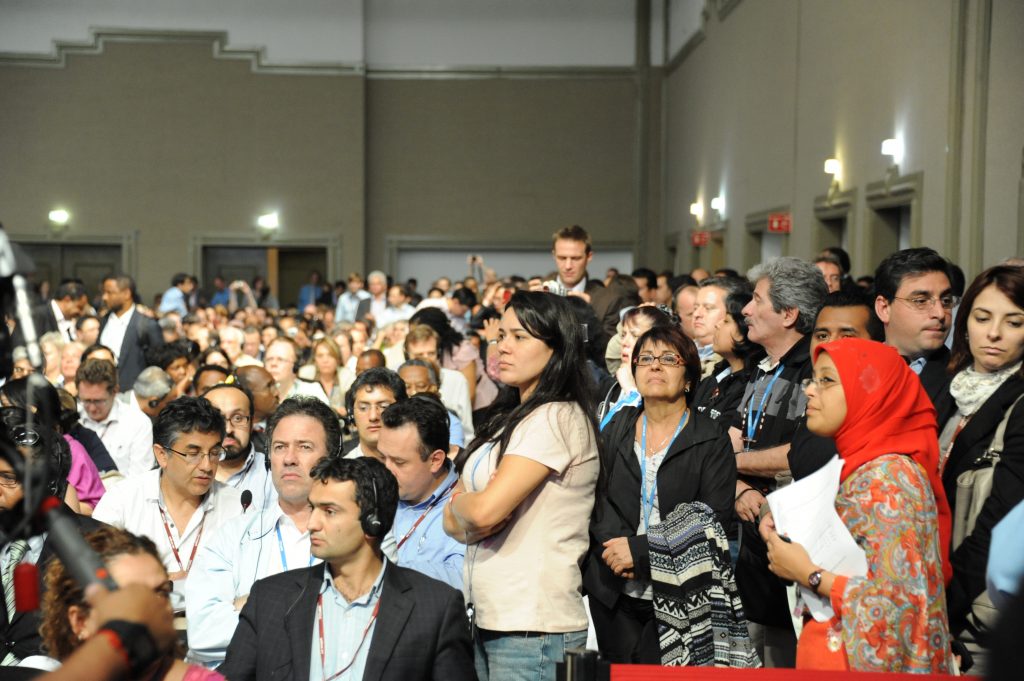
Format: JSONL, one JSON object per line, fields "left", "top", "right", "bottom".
{"left": 17, "top": 242, "right": 122, "bottom": 304}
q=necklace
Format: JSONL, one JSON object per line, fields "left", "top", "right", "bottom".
{"left": 641, "top": 410, "right": 688, "bottom": 455}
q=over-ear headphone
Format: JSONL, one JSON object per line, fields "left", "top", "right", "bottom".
{"left": 360, "top": 467, "right": 382, "bottom": 538}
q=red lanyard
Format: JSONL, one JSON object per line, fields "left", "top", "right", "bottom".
{"left": 157, "top": 505, "right": 206, "bottom": 574}
{"left": 316, "top": 593, "right": 381, "bottom": 681}
{"left": 395, "top": 479, "right": 458, "bottom": 551}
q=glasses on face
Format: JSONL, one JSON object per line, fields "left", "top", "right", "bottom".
{"left": 634, "top": 353, "right": 684, "bottom": 367}
{"left": 801, "top": 376, "right": 840, "bottom": 391}
{"left": 893, "top": 294, "right": 960, "bottom": 312}
{"left": 0, "top": 471, "right": 20, "bottom": 488}
{"left": 224, "top": 413, "right": 251, "bottom": 428}
{"left": 80, "top": 396, "right": 113, "bottom": 407}
{"left": 160, "top": 444, "right": 227, "bottom": 465}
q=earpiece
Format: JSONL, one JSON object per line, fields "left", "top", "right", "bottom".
{"left": 360, "top": 472, "right": 382, "bottom": 538}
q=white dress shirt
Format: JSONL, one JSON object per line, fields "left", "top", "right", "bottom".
{"left": 99, "top": 305, "right": 135, "bottom": 362}
{"left": 51, "top": 301, "right": 75, "bottom": 341}
{"left": 93, "top": 468, "right": 243, "bottom": 611}
{"left": 79, "top": 397, "right": 155, "bottom": 477}
{"left": 185, "top": 503, "right": 318, "bottom": 667}
{"left": 437, "top": 367, "right": 475, "bottom": 441}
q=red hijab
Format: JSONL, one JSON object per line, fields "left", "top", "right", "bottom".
{"left": 814, "top": 338, "right": 952, "bottom": 584}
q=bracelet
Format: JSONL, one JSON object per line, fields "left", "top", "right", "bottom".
{"left": 97, "top": 620, "right": 160, "bottom": 674}
{"left": 735, "top": 487, "right": 761, "bottom": 503}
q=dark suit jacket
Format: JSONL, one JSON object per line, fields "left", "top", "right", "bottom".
{"left": 100, "top": 308, "right": 162, "bottom": 392}
{"left": 0, "top": 509, "right": 106, "bottom": 662}
{"left": 942, "top": 375, "right": 1024, "bottom": 635}
{"left": 11, "top": 302, "right": 60, "bottom": 347}
{"left": 918, "top": 345, "right": 956, "bottom": 425}
{"left": 221, "top": 560, "right": 475, "bottom": 681}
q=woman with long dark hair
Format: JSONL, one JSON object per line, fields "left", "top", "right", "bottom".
{"left": 443, "top": 291, "right": 599, "bottom": 681}
{"left": 940, "top": 264, "right": 1024, "bottom": 672}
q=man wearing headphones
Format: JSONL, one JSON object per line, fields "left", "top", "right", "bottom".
{"left": 185, "top": 397, "right": 338, "bottom": 668}
{"left": 343, "top": 368, "right": 407, "bottom": 462}
{"left": 262, "top": 337, "right": 329, "bottom": 406}
{"left": 221, "top": 457, "right": 475, "bottom": 681}
{"left": 124, "top": 366, "right": 176, "bottom": 422}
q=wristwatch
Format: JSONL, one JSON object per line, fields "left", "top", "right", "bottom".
{"left": 807, "top": 569, "right": 824, "bottom": 593}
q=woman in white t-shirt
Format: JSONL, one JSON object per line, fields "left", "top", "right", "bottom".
{"left": 443, "top": 290, "right": 599, "bottom": 681}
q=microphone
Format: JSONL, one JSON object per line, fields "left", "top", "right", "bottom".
{"left": 240, "top": 489, "right": 253, "bottom": 513}
{"left": 39, "top": 496, "right": 118, "bottom": 592}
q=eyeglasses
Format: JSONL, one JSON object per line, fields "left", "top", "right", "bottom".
{"left": 80, "top": 396, "right": 113, "bottom": 407}
{"left": 159, "top": 444, "right": 227, "bottom": 465}
{"left": 634, "top": 353, "right": 684, "bottom": 367}
{"left": 801, "top": 376, "right": 840, "bottom": 391}
{"left": 0, "top": 472, "right": 20, "bottom": 488}
{"left": 355, "top": 401, "right": 394, "bottom": 414}
{"left": 224, "top": 413, "right": 251, "bottom": 428}
{"left": 893, "top": 294, "right": 960, "bottom": 312}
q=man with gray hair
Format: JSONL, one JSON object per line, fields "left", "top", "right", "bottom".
{"left": 356, "top": 269, "right": 388, "bottom": 323}
{"left": 728, "top": 256, "right": 827, "bottom": 667}
{"left": 219, "top": 325, "right": 261, "bottom": 367}
{"left": 126, "top": 366, "right": 177, "bottom": 421}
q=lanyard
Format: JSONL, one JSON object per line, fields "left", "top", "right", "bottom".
{"left": 745, "top": 364, "right": 785, "bottom": 450}
{"left": 317, "top": 593, "right": 381, "bottom": 681}
{"left": 639, "top": 410, "right": 689, "bottom": 531}
{"left": 275, "top": 520, "right": 314, "bottom": 571}
{"left": 157, "top": 505, "right": 205, "bottom": 574}
{"left": 396, "top": 479, "right": 458, "bottom": 551}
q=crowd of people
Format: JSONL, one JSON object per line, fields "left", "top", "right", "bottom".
{"left": 2, "top": 224, "right": 1023, "bottom": 680}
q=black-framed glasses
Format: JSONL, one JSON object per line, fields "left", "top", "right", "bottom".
{"left": 159, "top": 444, "right": 227, "bottom": 465}
{"left": 893, "top": 294, "right": 960, "bottom": 312}
{"left": 224, "top": 413, "right": 251, "bottom": 428}
{"left": 634, "top": 353, "right": 684, "bottom": 367}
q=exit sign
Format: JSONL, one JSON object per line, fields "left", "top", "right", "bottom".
{"left": 767, "top": 212, "right": 792, "bottom": 233}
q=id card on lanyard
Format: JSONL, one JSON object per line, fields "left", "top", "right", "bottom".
{"left": 744, "top": 364, "right": 784, "bottom": 451}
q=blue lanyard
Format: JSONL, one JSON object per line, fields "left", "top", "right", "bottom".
{"left": 745, "top": 364, "right": 784, "bottom": 450}
{"left": 276, "top": 520, "right": 314, "bottom": 571}
{"left": 639, "top": 410, "right": 689, "bottom": 531}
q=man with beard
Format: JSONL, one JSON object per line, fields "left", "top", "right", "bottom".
{"left": 203, "top": 383, "right": 274, "bottom": 513}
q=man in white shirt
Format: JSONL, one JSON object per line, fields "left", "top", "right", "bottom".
{"left": 219, "top": 326, "right": 262, "bottom": 368}
{"left": 76, "top": 358, "right": 155, "bottom": 476}
{"left": 124, "top": 366, "right": 177, "bottom": 422}
{"left": 343, "top": 368, "right": 407, "bottom": 462}
{"left": 262, "top": 336, "right": 330, "bottom": 405}
{"left": 335, "top": 272, "right": 372, "bottom": 324}
{"left": 202, "top": 383, "right": 274, "bottom": 513}
{"left": 93, "top": 396, "right": 243, "bottom": 612}
{"left": 98, "top": 274, "right": 163, "bottom": 391}
{"left": 185, "top": 397, "right": 340, "bottom": 667}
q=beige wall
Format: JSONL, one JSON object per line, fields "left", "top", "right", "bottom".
{"left": 663, "top": 0, "right": 1024, "bottom": 279}
{"left": 364, "top": 75, "right": 638, "bottom": 270}
{"left": 0, "top": 37, "right": 365, "bottom": 299}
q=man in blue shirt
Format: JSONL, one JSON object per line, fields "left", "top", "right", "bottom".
{"left": 158, "top": 272, "right": 194, "bottom": 317}
{"left": 378, "top": 396, "right": 464, "bottom": 589}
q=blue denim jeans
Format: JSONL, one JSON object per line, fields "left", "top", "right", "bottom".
{"left": 474, "top": 629, "right": 589, "bottom": 681}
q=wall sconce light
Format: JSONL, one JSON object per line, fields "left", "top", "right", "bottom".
{"left": 689, "top": 201, "right": 704, "bottom": 225}
{"left": 256, "top": 211, "right": 279, "bottom": 239}
{"left": 710, "top": 196, "right": 725, "bottom": 217}
{"left": 48, "top": 209, "right": 70, "bottom": 234}
{"left": 823, "top": 158, "right": 841, "bottom": 203}
{"left": 881, "top": 138, "right": 903, "bottom": 183}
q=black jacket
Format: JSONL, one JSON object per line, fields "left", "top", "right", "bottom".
{"left": 221, "top": 560, "right": 475, "bottom": 681}
{"left": 99, "top": 309, "right": 163, "bottom": 392}
{"left": 691, "top": 359, "right": 754, "bottom": 436}
{"left": 942, "top": 375, "right": 1024, "bottom": 636}
{"left": 0, "top": 508, "right": 106, "bottom": 662}
{"left": 584, "top": 405, "right": 736, "bottom": 610}
{"left": 918, "top": 345, "right": 956, "bottom": 425}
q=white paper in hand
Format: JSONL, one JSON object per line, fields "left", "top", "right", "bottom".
{"left": 766, "top": 455, "right": 868, "bottom": 622}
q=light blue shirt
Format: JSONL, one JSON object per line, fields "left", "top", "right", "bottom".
{"left": 386, "top": 465, "right": 464, "bottom": 590}
{"left": 448, "top": 412, "right": 465, "bottom": 448}
{"left": 309, "top": 561, "right": 386, "bottom": 681}
{"left": 335, "top": 290, "right": 370, "bottom": 323}
{"left": 908, "top": 356, "right": 927, "bottom": 374}
{"left": 185, "top": 503, "right": 319, "bottom": 667}
{"left": 988, "top": 497, "right": 1024, "bottom": 610}
{"left": 159, "top": 286, "right": 188, "bottom": 316}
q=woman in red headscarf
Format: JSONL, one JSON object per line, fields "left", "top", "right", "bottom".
{"left": 761, "top": 337, "right": 954, "bottom": 672}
